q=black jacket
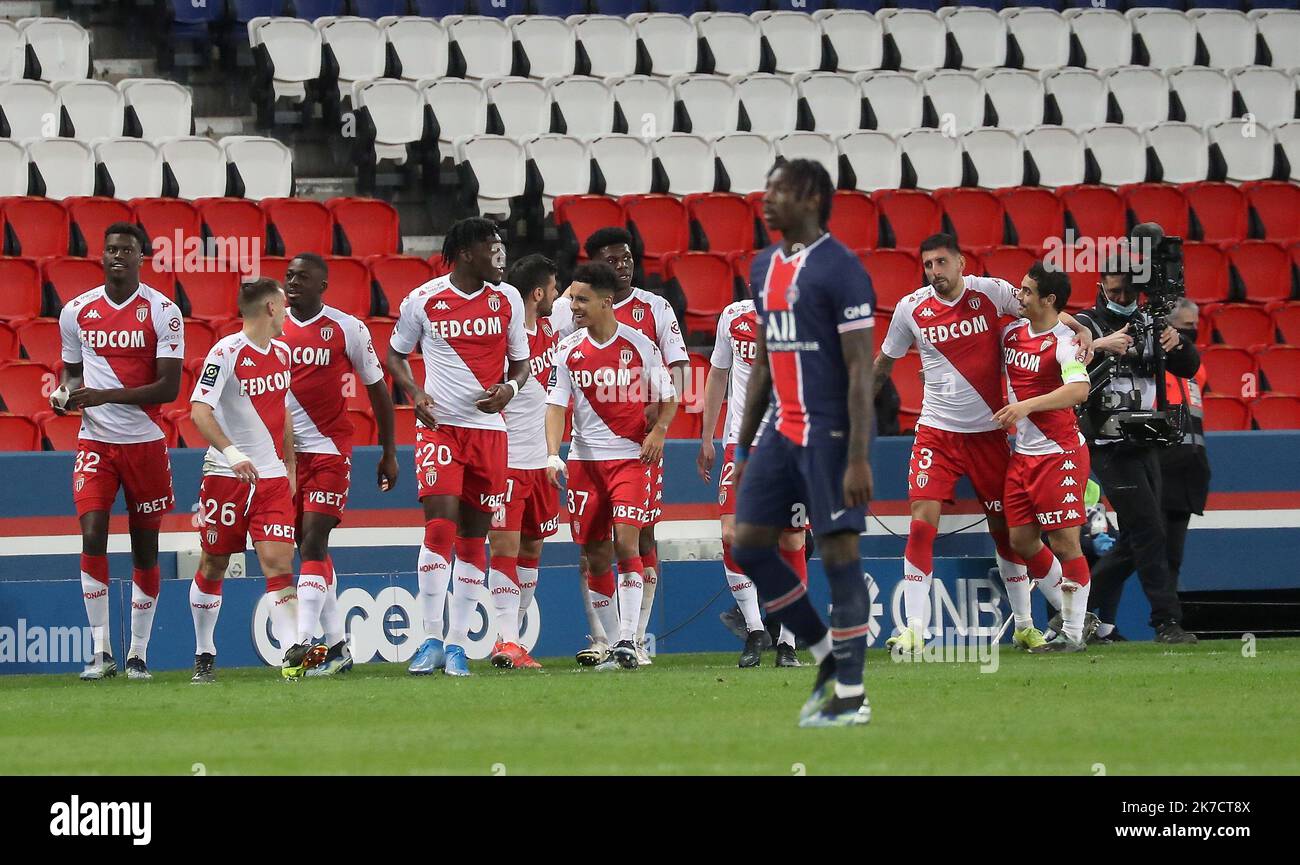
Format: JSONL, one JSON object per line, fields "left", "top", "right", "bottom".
{"left": 1074, "top": 304, "right": 1202, "bottom": 382}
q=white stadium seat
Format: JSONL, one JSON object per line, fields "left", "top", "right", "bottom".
{"left": 0, "top": 138, "right": 26, "bottom": 195}
{"left": 940, "top": 8, "right": 1007, "bottom": 72}
{"left": 250, "top": 18, "right": 323, "bottom": 103}
{"left": 1231, "top": 67, "right": 1297, "bottom": 129}
{"left": 734, "top": 73, "right": 797, "bottom": 137}
{"left": 1128, "top": 9, "right": 1197, "bottom": 71}
{"left": 757, "top": 12, "right": 823, "bottom": 76}
{"left": 1169, "top": 67, "right": 1233, "bottom": 128}
{"left": 1023, "top": 126, "right": 1086, "bottom": 188}
{"left": 160, "top": 136, "right": 227, "bottom": 200}
{"left": 1065, "top": 9, "right": 1134, "bottom": 71}
{"left": 0, "top": 80, "right": 58, "bottom": 141}
{"left": 548, "top": 77, "right": 615, "bottom": 140}
{"left": 961, "top": 128, "right": 1024, "bottom": 189}
{"left": 653, "top": 133, "right": 714, "bottom": 195}
{"left": 422, "top": 79, "right": 487, "bottom": 148}
{"left": 610, "top": 76, "right": 674, "bottom": 139}
{"left": 384, "top": 17, "right": 450, "bottom": 81}
{"left": 673, "top": 74, "right": 739, "bottom": 138}
{"left": 880, "top": 9, "right": 946, "bottom": 73}
{"left": 589, "top": 134, "right": 653, "bottom": 197}
{"left": 774, "top": 131, "right": 838, "bottom": 186}
{"left": 574, "top": 16, "right": 637, "bottom": 79}
{"left": 839, "top": 131, "right": 901, "bottom": 192}
{"left": 352, "top": 79, "right": 424, "bottom": 163}
{"left": 319, "top": 17, "right": 386, "bottom": 102}
{"left": 1105, "top": 67, "right": 1170, "bottom": 130}
{"left": 119, "top": 78, "right": 193, "bottom": 139}
{"left": 524, "top": 134, "right": 590, "bottom": 215}
{"left": 1190, "top": 10, "right": 1258, "bottom": 71}
{"left": 21, "top": 18, "right": 90, "bottom": 82}
{"left": 1002, "top": 8, "right": 1071, "bottom": 73}
{"left": 796, "top": 72, "right": 863, "bottom": 138}
{"left": 512, "top": 17, "right": 576, "bottom": 80}
{"left": 1253, "top": 10, "right": 1300, "bottom": 71}
{"left": 486, "top": 77, "right": 551, "bottom": 138}
{"left": 714, "top": 132, "right": 775, "bottom": 195}
{"left": 1085, "top": 124, "right": 1147, "bottom": 186}
{"left": 1208, "top": 119, "right": 1276, "bottom": 183}
{"left": 1044, "top": 69, "right": 1110, "bottom": 132}
{"left": 813, "top": 10, "right": 883, "bottom": 75}
{"left": 221, "top": 136, "right": 293, "bottom": 200}
{"left": 0, "top": 22, "right": 22, "bottom": 83}
{"left": 448, "top": 17, "right": 513, "bottom": 80}
{"left": 1144, "top": 121, "right": 1209, "bottom": 184}
{"left": 858, "top": 71, "right": 923, "bottom": 136}
{"left": 93, "top": 138, "right": 164, "bottom": 200}
{"left": 55, "top": 80, "right": 125, "bottom": 141}
{"left": 920, "top": 70, "right": 983, "bottom": 136}
{"left": 898, "top": 129, "right": 962, "bottom": 191}
{"left": 1274, "top": 119, "right": 1300, "bottom": 182}
{"left": 26, "top": 138, "right": 94, "bottom": 199}
{"left": 695, "top": 13, "right": 761, "bottom": 77}
{"left": 456, "top": 134, "right": 525, "bottom": 219}
{"left": 635, "top": 14, "right": 697, "bottom": 79}
{"left": 977, "top": 69, "right": 1044, "bottom": 134}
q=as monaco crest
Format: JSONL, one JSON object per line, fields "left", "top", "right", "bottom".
{"left": 619, "top": 348, "right": 634, "bottom": 366}
{"left": 136, "top": 306, "right": 149, "bottom": 323}
{"left": 968, "top": 296, "right": 981, "bottom": 310}
{"left": 424, "top": 469, "right": 438, "bottom": 487}
{"left": 75, "top": 476, "right": 85, "bottom": 493}
{"left": 320, "top": 326, "right": 334, "bottom": 341}
{"left": 206, "top": 529, "right": 218, "bottom": 545}
{"left": 488, "top": 295, "right": 501, "bottom": 313}
{"left": 632, "top": 306, "right": 645, "bottom": 323}
{"left": 916, "top": 472, "right": 929, "bottom": 489}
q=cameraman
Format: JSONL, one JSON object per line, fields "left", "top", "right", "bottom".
{"left": 1074, "top": 241, "right": 1201, "bottom": 645}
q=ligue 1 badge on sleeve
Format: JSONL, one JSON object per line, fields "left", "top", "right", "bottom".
{"left": 320, "top": 326, "right": 334, "bottom": 342}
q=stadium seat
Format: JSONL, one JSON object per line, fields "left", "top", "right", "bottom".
{"left": 294, "top": 0, "right": 345, "bottom": 16}
{"left": 119, "top": 79, "right": 194, "bottom": 139}
{"left": 1084, "top": 125, "right": 1147, "bottom": 187}
{"left": 589, "top": 135, "right": 653, "bottom": 197}
{"left": 673, "top": 75, "right": 740, "bottom": 138}
{"left": 25, "top": 138, "right": 94, "bottom": 201}
{"left": 1067, "top": 8, "right": 1133, "bottom": 70}
{"left": 998, "top": 187, "right": 1065, "bottom": 250}
{"left": 574, "top": 16, "right": 637, "bottom": 79}
{"left": 1255, "top": 9, "right": 1300, "bottom": 70}
{"left": 457, "top": 135, "right": 527, "bottom": 218}
{"left": 1129, "top": 8, "right": 1197, "bottom": 70}
{"left": 825, "top": 190, "right": 877, "bottom": 252}
{"left": 1184, "top": 182, "right": 1249, "bottom": 244}
{"left": 15, "top": 319, "right": 61, "bottom": 368}
{"left": 791, "top": 73, "right": 857, "bottom": 139}
{"left": 550, "top": 77, "right": 616, "bottom": 140}
{"left": 65, "top": 197, "right": 135, "bottom": 260}
{"left": 0, "top": 22, "right": 15, "bottom": 85}
{"left": 960, "top": 129, "right": 1023, "bottom": 190}
{"left": 1044, "top": 69, "right": 1109, "bottom": 132}
{"left": 326, "top": 197, "right": 398, "bottom": 258}
{"left": 383, "top": 17, "right": 450, "bottom": 82}
{"left": 859, "top": 249, "right": 920, "bottom": 314}
{"left": 653, "top": 134, "right": 715, "bottom": 196}
{"left": 92, "top": 139, "right": 163, "bottom": 201}
{"left": 0, "top": 140, "right": 26, "bottom": 197}
{"left": 1231, "top": 67, "right": 1296, "bottom": 129}
{"left": 21, "top": 18, "right": 90, "bottom": 83}
{"left": 412, "top": 0, "right": 469, "bottom": 13}
{"left": 1023, "top": 127, "right": 1086, "bottom": 188}
{"left": 196, "top": 198, "right": 268, "bottom": 264}
{"left": 131, "top": 197, "right": 201, "bottom": 260}
{"left": 1, "top": 197, "right": 69, "bottom": 258}
{"left": 1211, "top": 303, "right": 1274, "bottom": 348}
{"left": 422, "top": 79, "right": 488, "bottom": 153}
{"left": 554, "top": 194, "right": 624, "bottom": 261}
{"left": 1251, "top": 394, "right": 1300, "bottom": 429}
{"left": 1256, "top": 345, "right": 1300, "bottom": 392}
{"left": 1168, "top": 68, "right": 1233, "bottom": 129}
{"left": 1104, "top": 67, "right": 1170, "bottom": 129}
{"left": 179, "top": 270, "right": 240, "bottom": 323}
{"left": 163, "top": 407, "right": 202, "bottom": 448}
{"left": 734, "top": 74, "right": 797, "bottom": 137}
{"left": 935, "top": 188, "right": 1004, "bottom": 250}
{"left": 714, "top": 133, "right": 775, "bottom": 196}
{"left": 1201, "top": 345, "right": 1256, "bottom": 395}
{"left": 319, "top": 256, "right": 373, "bottom": 319}
{"left": 255, "top": 256, "right": 290, "bottom": 286}
{"left": 523, "top": 134, "right": 590, "bottom": 215}
{"left": 221, "top": 136, "right": 293, "bottom": 201}
{"left": 757, "top": 12, "right": 824, "bottom": 76}
{"left": 159, "top": 137, "right": 227, "bottom": 200}
{"left": 839, "top": 131, "right": 903, "bottom": 193}
{"left": 610, "top": 76, "right": 674, "bottom": 140}
{"left": 727, "top": 250, "right": 755, "bottom": 294}
{"left": 368, "top": 256, "right": 433, "bottom": 317}
{"left": 941, "top": 8, "right": 1007, "bottom": 71}
{"left": 262, "top": 197, "right": 332, "bottom": 257}
{"left": 351, "top": 80, "right": 425, "bottom": 176}
{"left": 1191, "top": 9, "right": 1259, "bottom": 69}
{"left": 364, "top": 317, "right": 397, "bottom": 360}
{"left": 873, "top": 190, "right": 941, "bottom": 252}
{"left": 318, "top": 17, "right": 388, "bottom": 106}
{"left": 695, "top": 13, "right": 761, "bottom": 77}
{"left": 1270, "top": 300, "right": 1300, "bottom": 345}
{"left": 898, "top": 130, "right": 961, "bottom": 191}
{"left": 1060, "top": 185, "right": 1126, "bottom": 241}
{"left": 879, "top": 9, "right": 946, "bottom": 72}
{"left": 774, "top": 132, "right": 839, "bottom": 186}
{"left": 623, "top": 194, "right": 690, "bottom": 278}
{"left": 634, "top": 15, "right": 698, "bottom": 79}
{"left": 0, "top": 361, "right": 56, "bottom": 416}
{"left": 1242, "top": 182, "right": 1300, "bottom": 245}
{"left": 1208, "top": 120, "right": 1279, "bottom": 184}
{"left": 55, "top": 80, "right": 126, "bottom": 140}
{"left": 511, "top": 17, "right": 576, "bottom": 81}
{"left": 859, "top": 71, "right": 924, "bottom": 136}
{"left": 345, "top": 408, "right": 377, "bottom": 448}
{"left": 392, "top": 404, "right": 417, "bottom": 446}
{"left": 1202, "top": 394, "right": 1252, "bottom": 430}
{"left": 1275, "top": 121, "right": 1300, "bottom": 184}
{"left": 1145, "top": 122, "right": 1209, "bottom": 185}
{"left": 664, "top": 252, "right": 733, "bottom": 335}
{"left": 0, "top": 80, "right": 59, "bottom": 141}
{"left": 1183, "top": 242, "right": 1231, "bottom": 305}
{"left": 35, "top": 409, "right": 83, "bottom": 451}
{"left": 140, "top": 257, "right": 178, "bottom": 301}
{"left": 1119, "top": 183, "right": 1190, "bottom": 240}
{"left": 918, "top": 70, "right": 983, "bottom": 136}
{"left": 744, "top": 190, "right": 777, "bottom": 245}
{"left": 684, "top": 192, "right": 752, "bottom": 255}
{"left": 1003, "top": 7, "right": 1071, "bottom": 72}
{"left": 447, "top": 17, "right": 513, "bottom": 80}
{"left": 976, "top": 69, "right": 1044, "bottom": 134}
{"left": 181, "top": 318, "right": 218, "bottom": 363}
{"left": 890, "top": 350, "right": 924, "bottom": 413}
{"left": 0, "top": 412, "right": 40, "bottom": 451}
{"left": 665, "top": 406, "right": 701, "bottom": 440}
{"left": 41, "top": 256, "right": 101, "bottom": 308}
{"left": 591, "top": 0, "right": 650, "bottom": 16}
{"left": 1230, "top": 241, "right": 1292, "bottom": 304}
{"left": 815, "top": 10, "right": 884, "bottom": 74}
{"left": 485, "top": 77, "right": 551, "bottom": 138}
{"left": 981, "top": 245, "right": 1037, "bottom": 286}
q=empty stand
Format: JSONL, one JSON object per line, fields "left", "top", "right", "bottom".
{"left": 263, "top": 197, "right": 332, "bottom": 256}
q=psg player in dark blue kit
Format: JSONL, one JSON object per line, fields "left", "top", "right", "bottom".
{"left": 732, "top": 160, "right": 877, "bottom": 727}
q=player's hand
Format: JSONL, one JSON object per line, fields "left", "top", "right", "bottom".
{"left": 992, "top": 401, "right": 1030, "bottom": 429}
{"left": 1160, "top": 325, "right": 1182, "bottom": 353}
{"left": 377, "top": 451, "right": 399, "bottom": 492}
{"left": 546, "top": 454, "right": 567, "bottom": 488}
{"left": 640, "top": 427, "right": 666, "bottom": 465}
{"left": 413, "top": 392, "right": 438, "bottom": 428}
{"left": 231, "top": 459, "right": 259, "bottom": 484}
{"left": 643, "top": 403, "right": 660, "bottom": 433}
{"left": 1073, "top": 328, "right": 1094, "bottom": 364}
{"left": 696, "top": 441, "right": 715, "bottom": 482}
{"left": 843, "top": 459, "right": 873, "bottom": 510}
{"left": 1093, "top": 324, "right": 1133, "bottom": 356}
{"left": 66, "top": 387, "right": 107, "bottom": 410}
{"left": 475, "top": 383, "right": 514, "bottom": 413}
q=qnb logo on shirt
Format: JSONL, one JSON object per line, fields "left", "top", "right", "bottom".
{"left": 291, "top": 346, "right": 333, "bottom": 366}
{"left": 81, "top": 329, "right": 146, "bottom": 349}
{"left": 428, "top": 317, "right": 502, "bottom": 340}
{"left": 842, "top": 301, "right": 873, "bottom": 321}
{"left": 1003, "top": 347, "right": 1042, "bottom": 373}
{"left": 239, "top": 370, "right": 290, "bottom": 397}
{"left": 919, "top": 315, "right": 990, "bottom": 345}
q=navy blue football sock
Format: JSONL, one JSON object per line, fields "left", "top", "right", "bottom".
{"left": 825, "top": 556, "right": 870, "bottom": 690}
{"left": 733, "top": 543, "right": 828, "bottom": 648}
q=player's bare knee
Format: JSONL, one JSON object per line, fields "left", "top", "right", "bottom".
{"left": 777, "top": 530, "right": 804, "bottom": 553}
{"left": 1047, "top": 530, "right": 1082, "bottom": 561}
{"left": 299, "top": 533, "right": 329, "bottom": 562}
{"left": 197, "top": 553, "right": 229, "bottom": 582}
{"left": 585, "top": 547, "right": 613, "bottom": 576}
{"left": 720, "top": 524, "right": 736, "bottom": 548}
{"left": 519, "top": 537, "right": 543, "bottom": 560}
{"left": 1008, "top": 525, "right": 1040, "bottom": 559}
{"left": 637, "top": 526, "right": 655, "bottom": 557}
{"left": 910, "top": 500, "right": 941, "bottom": 527}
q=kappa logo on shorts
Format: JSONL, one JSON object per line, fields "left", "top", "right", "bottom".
{"left": 1060, "top": 476, "right": 1077, "bottom": 487}
{"left": 1066, "top": 509, "right": 1081, "bottom": 520}
{"left": 916, "top": 472, "right": 929, "bottom": 489}
{"left": 1063, "top": 460, "right": 1077, "bottom": 470}
{"left": 199, "top": 363, "right": 221, "bottom": 387}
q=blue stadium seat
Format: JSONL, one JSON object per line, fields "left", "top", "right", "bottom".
{"left": 532, "top": 0, "right": 587, "bottom": 16}
{"left": 1189, "top": 0, "right": 1246, "bottom": 8}
{"left": 415, "top": 0, "right": 472, "bottom": 13}
{"left": 833, "top": 0, "right": 889, "bottom": 12}
{"left": 956, "top": 0, "right": 1006, "bottom": 9}
{"left": 232, "top": 0, "right": 286, "bottom": 24}
{"left": 353, "top": 0, "right": 410, "bottom": 18}
{"left": 590, "top": 0, "right": 650, "bottom": 14}
{"left": 1001, "top": 0, "right": 1063, "bottom": 9}
{"left": 1126, "top": 1, "right": 1188, "bottom": 9}
{"left": 651, "top": 0, "right": 698, "bottom": 14}
{"left": 291, "top": 0, "right": 346, "bottom": 18}
{"left": 473, "top": 0, "right": 529, "bottom": 18}
{"left": 892, "top": 0, "right": 945, "bottom": 10}
{"left": 710, "top": 0, "right": 770, "bottom": 13}
{"left": 170, "top": 0, "right": 225, "bottom": 40}
{"left": 1248, "top": 1, "right": 1300, "bottom": 9}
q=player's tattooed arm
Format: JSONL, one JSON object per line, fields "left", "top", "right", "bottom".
{"left": 842, "top": 329, "right": 875, "bottom": 509}
{"left": 191, "top": 402, "right": 259, "bottom": 483}
{"left": 697, "top": 364, "right": 729, "bottom": 482}
{"left": 386, "top": 346, "right": 436, "bottom": 428}
{"left": 476, "top": 358, "right": 529, "bottom": 413}
{"left": 366, "top": 378, "right": 399, "bottom": 492}
{"left": 1059, "top": 313, "right": 1095, "bottom": 364}
{"left": 66, "top": 356, "right": 183, "bottom": 411}
{"left": 871, "top": 352, "right": 895, "bottom": 399}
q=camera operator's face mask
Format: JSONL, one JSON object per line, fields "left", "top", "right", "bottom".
{"left": 1101, "top": 278, "right": 1139, "bottom": 316}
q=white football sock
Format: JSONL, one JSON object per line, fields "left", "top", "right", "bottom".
{"left": 81, "top": 572, "right": 110, "bottom": 657}
{"left": 516, "top": 562, "right": 539, "bottom": 631}
{"left": 1036, "top": 556, "right": 1066, "bottom": 611}
{"left": 589, "top": 586, "right": 619, "bottom": 646}
{"left": 1062, "top": 580, "right": 1091, "bottom": 643}
{"left": 321, "top": 575, "right": 344, "bottom": 647}
{"left": 488, "top": 566, "right": 522, "bottom": 645}
{"left": 416, "top": 545, "right": 450, "bottom": 641}
{"left": 809, "top": 632, "right": 833, "bottom": 665}
{"left": 725, "top": 567, "right": 764, "bottom": 632}
{"left": 997, "top": 552, "right": 1034, "bottom": 630}
{"left": 128, "top": 583, "right": 158, "bottom": 663}
{"left": 778, "top": 624, "right": 797, "bottom": 648}
{"left": 190, "top": 581, "right": 222, "bottom": 656}
{"left": 445, "top": 556, "right": 485, "bottom": 648}
{"left": 616, "top": 567, "right": 645, "bottom": 644}
{"left": 902, "top": 559, "right": 932, "bottom": 638}
{"left": 295, "top": 568, "right": 329, "bottom": 643}
{"left": 636, "top": 566, "right": 657, "bottom": 641}
{"left": 266, "top": 584, "right": 298, "bottom": 660}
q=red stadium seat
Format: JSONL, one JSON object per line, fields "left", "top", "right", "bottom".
{"left": 996, "top": 187, "right": 1065, "bottom": 250}
{"left": 262, "top": 198, "right": 333, "bottom": 257}
{"left": 0, "top": 258, "right": 44, "bottom": 320}
{"left": 1200, "top": 346, "right": 1256, "bottom": 396}
{"left": 367, "top": 255, "right": 434, "bottom": 317}
{"left": 0, "top": 413, "right": 41, "bottom": 450}
{"left": 182, "top": 319, "right": 218, "bottom": 367}
{"left": 980, "top": 246, "right": 1037, "bottom": 286}
{"left": 1251, "top": 394, "right": 1300, "bottom": 429}
{"left": 323, "top": 256, "right": 374, "bottom": 318}
{"left": 1119, "top": 183, "right": 1190, "bottom": 240}
{"left": 1183, "top": 243, "right": 1231, "bottom": 305}
{"left": 365, "top": 317, "right": 397, "bottom": 358}
{"left": 1270, "top": 301, "right": 1300, "bottom": 345}
{"left": 1182, "top": 182, "right": 1248, "bottom": 245}
{"left": 1229, "top": 241, "right": 1292, "bottom": 304}
{"left": 393, "top": 404, "right": 418, "bottom": 445}
{"left": 891, "top": 351, "right": 924, "bottom": 414}
{"left": 934, "top": 188, "right": 1005, "bottom": 250}
{"left": 664, "top": 251, "right": 732, "bottom": 335}
{"left": 327, "top": 197, "right": 400, "bottom": 257}
{"left": 179, "top": 270, "right": 240, "bottom": 322}
{"left": 1060, "top": 249, "right": 1099, "bottom": 312}
{"left": 727, "top": 250, "right": 755, "bottom": 292}
{"left": 42, "top": 257, "right": 104, "bottom": 308}
{"left": 1209, "top": 304, "right": 1274, "bottom": 349}
{"left": 0, "top": 361, "right": 58, "bottom": 415}
{"left": 0, "top": 322, "right": 17, "bottom": 360}
{"left": 1202, "top": 394, "right": 1252, "bottom": 431}
{"left": 1242, "top": 181, "right": 1300, "bottom": 244}
{"left": 63, "top": 197, "right": 134, "bottom": 258}
{"left": 1256, "top": 345, "right": 1300, "bottom": 393}
{"left": 1, "top": 197, "right": 70, "bottom": 257}
{"left": 622, "top": 194, "right": 690, "bottom": 277}
{"left": 897, "top": 408, "right": 919, "bottom": 434}
{"left": 554, "top": 195, "right": 624, "bottom": 261}
{"left": 346, "top": 408, "right": 377, "bottom": 448}
{"left": 196, "top": 198, "right": 268, "bottom": 267}
{"left": 166, "top": 408, "right": 206, "bottom": 448}
{"left": 858, "top": 249, "right": 921, "bottom": 314}
{"left": 684, "top": 192, "right": 755, "bottom": 255}
{"left": 962, "top": 250, "right": 985, "bottom": 278}
{"left": 746, "top": 191, "right": 778, "bottom": 245}
{"left": 872, "top": 190, "right": 942, "bottom": 251}
{"left": 131, "top": 198, "right": 202, "bottom": 263}
{"left": 685, "top": 351, "right": 708, "bottom": 417}
{"left": 666, "top": 409, "right": 701, "bottom": 439}
{"left": 406, "top": 356, "right": 426, "bottom": 393}
{"left": 258, "top": 256, "right": 291, "bottom": 286}
{"left": 139, "top": 255, "right": 178, "bottom": 301}
{"left": 36, "top": 409, "right": 83, "bottom": 451}
{"left": 15, "top": 319, "right": 62, "bottom": 368}
{"left": 1059, "top": 185, "right": 1126, "bottom": 242}
{"left": 827, "top": 190, "right": 878, "bottom": 251}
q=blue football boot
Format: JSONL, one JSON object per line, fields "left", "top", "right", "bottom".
{"left": 443, "top": 643, "right": 471, "bottom": 677}
{"left": 408, "top": 637, "right": 445, "bottom": 675}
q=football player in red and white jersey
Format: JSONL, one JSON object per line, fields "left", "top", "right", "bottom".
{"left": 389, "top": 218, "right": 530, "bottom": 678}
{"left": 188, "top": 279, "right": 301, "bottom": 683}
{"left": 488, "top": 254, "right": 561, "bottom": 670}
{"left": 545, "top": 261, "right": 678, "bottom": 670}
{"left": 54, "top": 222, "right": 184, "bottom": 681}
{"left": 873, "top": 234, "right": 1091, "bottom": 653}
{"left": 698, "top": 299, "right": 806, "bottom": 668}
{"left": 551, "top": 227, "right": 688, "bottom": 666}
{"left": 281, "top": 253, "right": 398, "bottom": 676}
{"left": 992, "top": 261, "right": 1093, "bottom": 651}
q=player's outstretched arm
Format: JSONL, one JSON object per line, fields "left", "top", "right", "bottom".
{"left": 366, "top": 378, "right": 399, "bottom": 492}
{"left": 842, "top": 328, "right": 876, "bottom": 509}
{"left": 67, "top": 356, "right": 183, "bottom": 412}
{"left": 191, "top": 402, "right": 259, "bottom": 483}
{"left": 697, "top": 364, "right": 728, "bottom": 482}
{"left": 992, "top": 381, "right": 1090, "bottom": 429}
{"left": 1059, "top": 313, "right": 1095, "bottom": 364}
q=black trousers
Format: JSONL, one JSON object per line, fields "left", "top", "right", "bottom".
{"left": 1094, "top": 509, "right": 1193, "bottom": 625}
{"left": 1086, "top": 444, "right": 1184, "bottom": 627}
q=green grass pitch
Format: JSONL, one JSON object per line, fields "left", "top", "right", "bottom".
{"left": 3, "top": 639, "right": 1298, "bottom": 776}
